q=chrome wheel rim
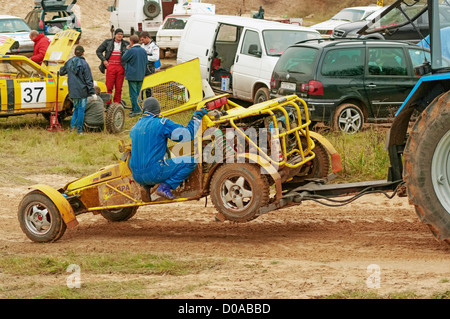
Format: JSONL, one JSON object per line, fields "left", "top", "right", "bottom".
{"left": 338, "top": 108, "right": 362, "bottom": 134}
{"left": 114, "top": 110, "right": 124, "bottom": 129}
{"left": 431, "top": 130, "right": 450, "bottom": 214}
{"left": 221, "top": 176, "right": 253, "bottom": 212}
{"left": 24, "top": 202, "right": 52, "bottom": 235}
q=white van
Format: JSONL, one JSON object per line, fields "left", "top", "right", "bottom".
{"left": 156, "top": 2, "right": 215, "bottom": 58}
{"left": 107, "top": 0, "right": 178, "bottom": 38}
{"left": 176, "top": 15, "right": 321, "bottom": 103}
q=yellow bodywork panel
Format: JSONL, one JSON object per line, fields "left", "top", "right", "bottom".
{"left": 140, "top": 58, "right": 204, "bottom": 114}
{"left": 0, "top": 37, "right": 19, "bottom": 55}
{"left": 42, "top": 30, "right": 80, "bottom": 74}
{"left": 29, "top": 184, "right": 78, "bottom": 229}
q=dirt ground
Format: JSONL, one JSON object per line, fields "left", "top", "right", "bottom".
{"left": 2, "top": 0, "right": 449, "bottom": 300}
{"left": 1, "top": 174, "right": 449, "bottom": 299}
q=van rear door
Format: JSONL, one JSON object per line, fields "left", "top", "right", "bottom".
{"left": 177, "top": 18, "right": 217, "bottom": 79}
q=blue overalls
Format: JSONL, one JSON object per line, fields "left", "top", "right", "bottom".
{"left": 129, "top": 112, "right": 201, "bottom": 190}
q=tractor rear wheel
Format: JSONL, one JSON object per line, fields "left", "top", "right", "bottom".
{"left": 18, "top": 192, "right": 67, "bottom": 243}
{"left": 210, "top": 164, "right": 270, "bottom": 222}
{"left": 100, "top": 206, "right": 138, "bottom": 222}
{"left": 404, "top": 91, "right": 450, "bottom": 244}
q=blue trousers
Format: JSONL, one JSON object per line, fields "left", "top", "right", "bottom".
{"left": 128, "top": 80, "right": 143, "bottom": 114}
{"left": 133, "top": 156, "right": 197, "bottom": 190}
{"left": 71, "top": 98, "right": 87, "bottom": 133}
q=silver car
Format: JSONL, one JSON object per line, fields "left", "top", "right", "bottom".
{"left": 0, "top": 15, "right": 34, "bottom": 54}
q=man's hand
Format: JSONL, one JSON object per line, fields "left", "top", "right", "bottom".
{"left": 192, "top": 108, "right": 208, "bottom": 120}
{"left": 103, "top": 60, "right": 109, "bottom": 67}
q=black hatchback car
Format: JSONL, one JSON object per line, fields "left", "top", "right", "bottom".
{"left": 270, "top": 39, "right": 439, "bottom": 133}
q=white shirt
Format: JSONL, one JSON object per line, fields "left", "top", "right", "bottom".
{"left": 141, "top": 40, "right": 159, "bottom": 63}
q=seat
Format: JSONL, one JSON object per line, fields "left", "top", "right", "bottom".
{"left": 248, "top": 44, "right": 260, "bottom": 55}
{"left": 382, "top": 56, "right": 406, "bottom": 75}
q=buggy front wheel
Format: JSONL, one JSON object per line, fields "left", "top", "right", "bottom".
{"left": 18, "top": 192, "right": 67, "bottom": 243}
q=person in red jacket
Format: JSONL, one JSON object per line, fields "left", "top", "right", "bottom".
{"left": 29, "top": 30, "right": 51, "bottom": 65}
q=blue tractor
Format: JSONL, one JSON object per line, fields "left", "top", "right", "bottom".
{"left": 282, "top": 0, "right": 449, "bottom": 245}
{"left": 360, "top": 0, "right": 450, "bottom": 243}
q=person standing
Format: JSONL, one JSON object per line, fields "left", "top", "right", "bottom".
{"left": 139, "top": 31, "right": 160, "bottom": 76}
{"left": 60, "top": 45, "right": 96, "bottom": 134}
{"left": 96, "top": 28, "right": 129, "bottom": 105}
{"left": 29, "top": 30, "right": 50, "bottom": 65}
{"left": 121, "top": 35, "right": 148, "bottom": 117}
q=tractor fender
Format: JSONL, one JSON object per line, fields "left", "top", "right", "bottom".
{"left": 308, "top": 131, "right": 343, "bottom": 174}
{"left": 388, "top": 73, "right": 450, "bottom": 147}
{"left": 28, "top": 184, "right": 78, "bottom": 229}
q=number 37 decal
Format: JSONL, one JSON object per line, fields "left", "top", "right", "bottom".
{"left": 20, "top": 82, "right": 47, "bottom": 108}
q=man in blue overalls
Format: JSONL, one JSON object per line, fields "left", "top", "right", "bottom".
{"left": 129, "top": 97, "right": 208, "bottom": 199}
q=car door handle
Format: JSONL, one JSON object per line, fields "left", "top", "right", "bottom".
{"left": 366, "top": 84, "right": 377, "bottom": 88}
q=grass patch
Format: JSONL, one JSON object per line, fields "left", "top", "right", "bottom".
{"left": 35, "top": 280, "right": 149, "bottom": 299}
{"left": 322, "top": 128, "right": 390, "bottom": 182}
{"left": 0, "top": 252, "right": 219, "bottom": 276}
{"left": 321, "top": 289, "right": 450, "bottom": 299}
{"left": 0, "top": 252, "right": 222, "bottom": 299}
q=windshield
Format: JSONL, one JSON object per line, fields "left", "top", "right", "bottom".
{"left": 0, "top": 18, "right": 31, "bottom": 33}
{"left": 361, "top": 0, "right": 450, "bottom": 70}
{"left": 363, "top": 7, "right": 388, "bottom": 21}
{"left": 263, "top": 30, "right": 320, "bottom": 56}
{"left": 273, "top": 47, "right": 318, "bottom": 75}
{"left": 331, "top": 9, "right": 367, "bottom": 22}
{"left": 162, "top": 16, "right": 189, "bottom": 30}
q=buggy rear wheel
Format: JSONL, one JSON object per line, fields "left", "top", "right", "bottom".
{"left": 210, "top": 164, "right": 270, "bottom": 222}
{"left": 100, "top": 206, "right": 138, "bottom": 222}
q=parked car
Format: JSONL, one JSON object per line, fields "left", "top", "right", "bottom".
{"left": 0, "top": 15, "right": 34, "bottom": 55}
{"left": 311, "top": 6, "right": 381, "bottom": 38}
{"left": 270, "top": 39, "right": 446, "bottom": 133}
{"left": 25, "top": 0, "right": 81, "bottom": 38}
{"left": 177, "top": 14, "right": 321, "bottom": 104}
{"left": 333, "top": 3, "right": 450, "bottom": 42}
{"left": 156, "top": 1, "right": 215, "bottom": 58}
{"left": 108, "top": 0, "right": 177, "bottom": 38}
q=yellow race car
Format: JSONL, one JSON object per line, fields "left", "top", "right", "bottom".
{"left": 0, "top": 30, "right": 124, "bottom": 133}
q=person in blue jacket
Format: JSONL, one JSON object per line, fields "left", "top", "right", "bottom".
{"left": 60, "top": 45, "right": 96, "bottom": 134}
{"left": 121, "top": 35, "right": 148, "bottom": 117}
{"left": 129, "top": 97, "right": 208, "bottom": 200}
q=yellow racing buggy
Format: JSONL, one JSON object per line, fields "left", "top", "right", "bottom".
{"left": 18, "top": 59, "right": 342, "bottom": 242}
